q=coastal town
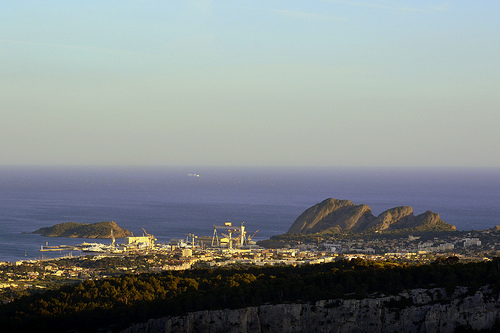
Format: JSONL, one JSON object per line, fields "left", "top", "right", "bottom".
{"left": 2, "top": 222, "right": 500, "bottom": 303}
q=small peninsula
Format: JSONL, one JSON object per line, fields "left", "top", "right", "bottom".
{"left": 33, "top": 221, "right": 131, "bottom": 238}
{"left": 287, "top": 198, "right": 456, "bottom": 234}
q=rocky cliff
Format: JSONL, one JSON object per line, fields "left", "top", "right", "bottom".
{"left": 287, "top": 198, "right": 456, "bottom": 234}
{"left": 121, "top": 287, "right": 500, "bottom": 333}
{"left": 33, "top": 221, "right": 131, "bottom": 238}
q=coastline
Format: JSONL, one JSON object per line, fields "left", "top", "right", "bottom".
{"left": 1, "top": 167, "right": 500, "bottom": 262}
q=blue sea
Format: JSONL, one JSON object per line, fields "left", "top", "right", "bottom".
{"left": 1, "top": 166, "right": 499, "bottom": 262}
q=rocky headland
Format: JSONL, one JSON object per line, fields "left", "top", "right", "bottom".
{"left": 32, "top": 221, "right": 131, "bottom": 238}
{"left": 287, "top": 198, "right": 456, "bottom": 234}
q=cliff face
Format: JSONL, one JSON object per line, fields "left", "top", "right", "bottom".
{"left": 287, "top": 198, "right": 456, "bottom": 234}
{"left": 121, "top": 287, "right": 500, "bottom": 333}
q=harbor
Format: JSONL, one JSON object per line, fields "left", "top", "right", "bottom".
{"left": 37, "top": 222, "right": 260, "bottom": 258}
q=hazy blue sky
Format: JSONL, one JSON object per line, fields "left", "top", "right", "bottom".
{"left": 1, "top": 1, "right": 499, "bottom": 167}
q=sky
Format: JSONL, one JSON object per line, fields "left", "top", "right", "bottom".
{"left": 1, "top": 0, "right": 499, "bottom": 167}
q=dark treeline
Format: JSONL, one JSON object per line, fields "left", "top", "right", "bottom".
{"left": 266, "top": 229, "right": 478, "bottom": 244}
{"left": 2, "top": 258, "right": 500, "bottom": 332}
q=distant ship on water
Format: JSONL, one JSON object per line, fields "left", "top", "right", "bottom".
{"left": 187, "top": 173, "right": 200, "bottom": 177}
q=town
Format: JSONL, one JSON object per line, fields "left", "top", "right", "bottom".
{"left": 1, "top": 222, "right": 500, "bottom": 303}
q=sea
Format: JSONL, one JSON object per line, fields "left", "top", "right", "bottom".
{"left": 1, "top": 166, "right": 499, "bottom": 263}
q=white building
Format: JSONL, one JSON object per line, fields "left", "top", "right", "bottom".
{"left": 463, "top": 238, "right": 481, "bottom": 247}
{"left": 124, "top": 235, "right": 155, "bottom": 249}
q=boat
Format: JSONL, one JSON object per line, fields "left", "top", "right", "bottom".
{"left": 82, "top": 243, "right": 108, "bottom": 253}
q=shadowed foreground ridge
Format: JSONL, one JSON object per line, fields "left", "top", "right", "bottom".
{"left": 287, "top": 198, "right": 456, "bottom": 234}
{"left": 3, "top": 259, "right": 500, "bottom": 332}
{"left": 123, "top": 287, "right": 500, "bottom": 333}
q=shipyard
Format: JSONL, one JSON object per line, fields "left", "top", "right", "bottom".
{"left": 37, "top": 222, "right": 260, "bottom": 257}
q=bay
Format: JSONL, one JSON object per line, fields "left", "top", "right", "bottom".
{"left": 0, "top": 166, "right": 499, "bottom": 262}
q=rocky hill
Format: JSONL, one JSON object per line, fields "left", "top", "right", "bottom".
{"left": 33, "top": 221, "right": 131, "bottom": 238}
{"left": 287, "top": 198, "right": 456, "bottom": 234}
{"left": 121, "top": 287, "right": 500, "bottom": 333}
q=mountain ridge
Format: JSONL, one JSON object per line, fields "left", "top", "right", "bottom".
{"left": 287, "top": 198, "right": 456, "bottom": 234}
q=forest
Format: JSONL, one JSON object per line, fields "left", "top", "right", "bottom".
{"left": 1, "top": 258, "right": 500, "bottom": 332}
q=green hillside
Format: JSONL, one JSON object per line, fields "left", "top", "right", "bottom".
{"left": 33, "top": 221, "right": 131, "bottom": 238}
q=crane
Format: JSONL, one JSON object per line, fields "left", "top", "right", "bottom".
{"left": 242, "top": 230, "right": 259, "bottom": 246}
{"left": 221, "top": 228, "right": 240, "bottom": 249}
{"left": 248, "top": 230, "right": 259, "bottom": 242}
{"left": 142, "top": 228, "right": 157, "bottom": 248}
{"left": 212, "top": 222, "right": 245, "bottom": 248}
{"left": 185, "top": 233, "right": 197, "bottom": 247}
{"left": 110, "top": 229, "right": 116, "bottom": 250}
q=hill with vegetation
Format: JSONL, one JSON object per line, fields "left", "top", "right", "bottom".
{"left": 32, "top": 221, "right": 131, "bottom": 238}
{"left": 287, "top": 198, "right": 456, "bottom": 235}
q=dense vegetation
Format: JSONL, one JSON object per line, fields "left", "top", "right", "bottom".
{"left": 260, "top": 229, "right": 488, "bottom": 248}
{"left": 1, "top": 258, "right": 500, "bottom": 332}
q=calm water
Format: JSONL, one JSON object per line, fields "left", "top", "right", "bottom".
{"left": 1, "top": 166, "right": 499, "bottom": 262}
